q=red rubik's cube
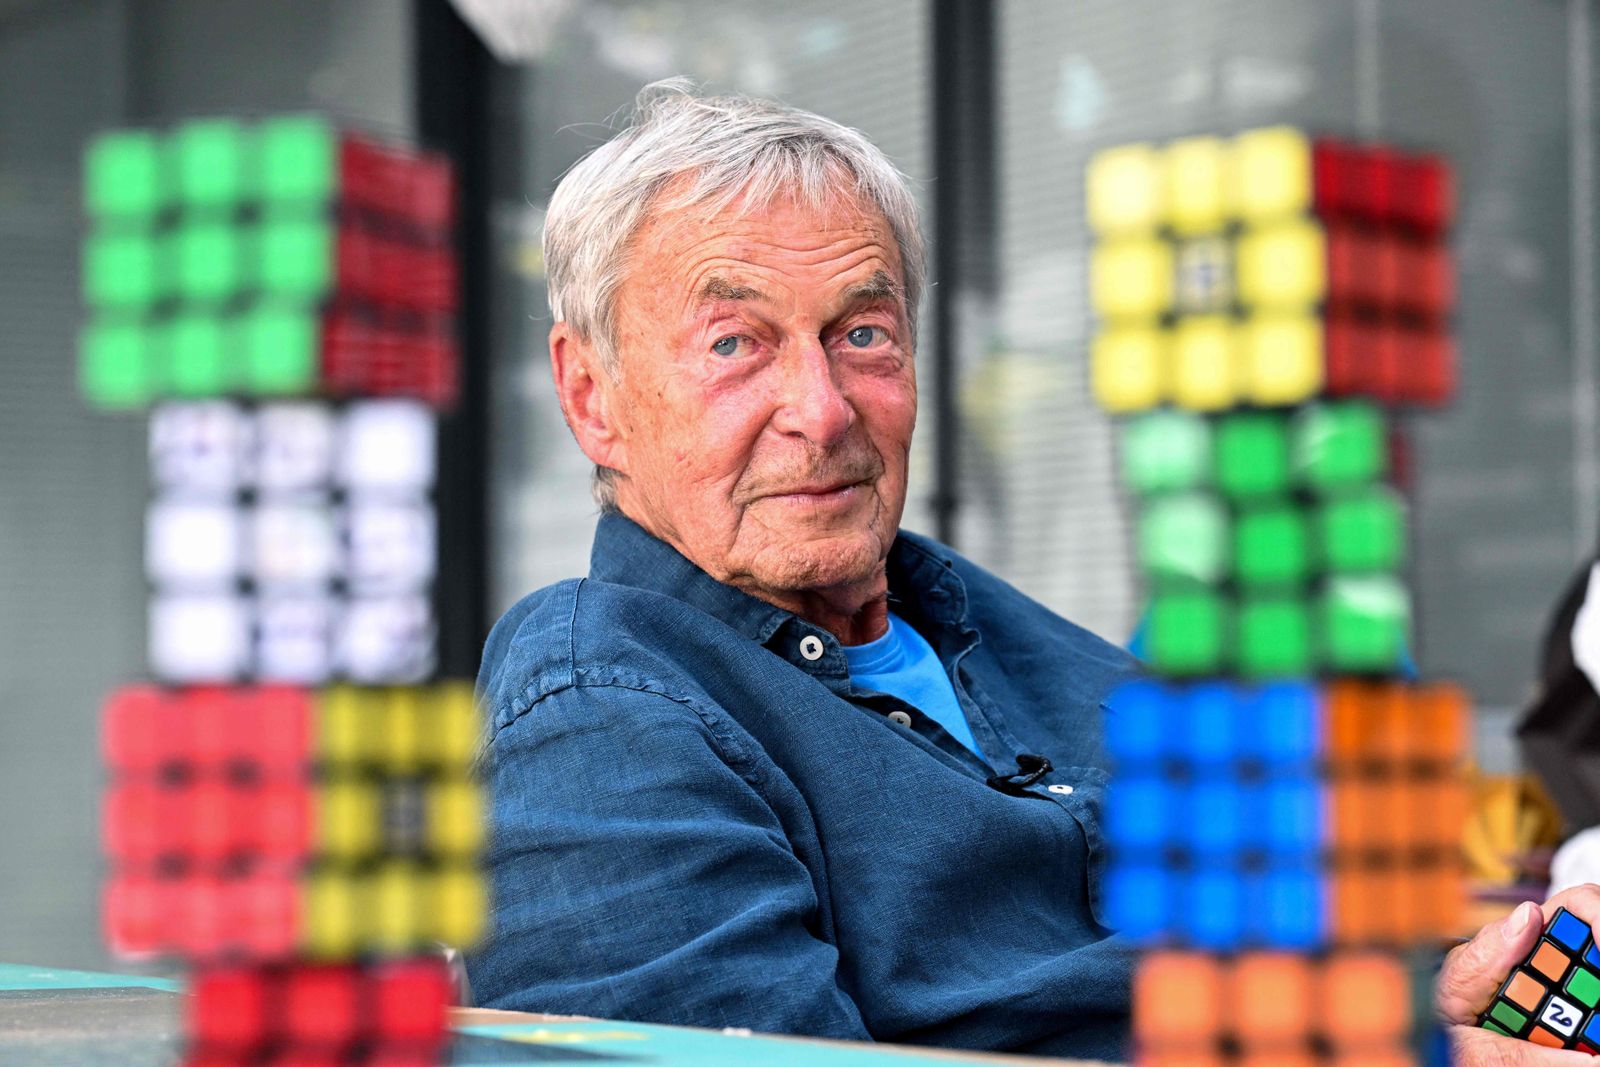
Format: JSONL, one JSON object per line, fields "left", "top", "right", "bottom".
{"left": 187, "top": 957, "right": 451, "bottom": 1067}
{"left": 102, "top": 684, "right": 484, "bottom": 960}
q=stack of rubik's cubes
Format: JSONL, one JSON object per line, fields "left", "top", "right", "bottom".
{"left": 83, "top": 116, "right": 483, "bottom": 1066}
{"left": 1088, "top": 127, "right": 1465, "bottom": 1066}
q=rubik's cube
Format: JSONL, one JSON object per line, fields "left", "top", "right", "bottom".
{"left": 1135, "top": 950, "right": 1447, "bottom": 1067}
{"left": 1125, "top": 402, "right": 1408, "bottom": 677}
{"left": 1087, "top": 127, "right": 1455, "bottom": 413}
{"left": 187, "top": 957, "right": 452, "bottom": 1065}
{"left": 1087, "top": 129, "right": 1466, "bottom": 1067}
{"left": 1481, "top": 908, "right": 1600, "bottom": 1051}
{"left": 80, "top": 115, "right": 459, "bottom": 410}
{"left": 1105, "top": 679, "right": 1467, "bottom": 949}
{"left": 101, "top": 684, "right": 485, "bottom": 959}
{"left": 147, "top": 400, "right": 438, "bottom": 685}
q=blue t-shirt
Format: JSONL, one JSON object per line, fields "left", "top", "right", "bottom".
{"left": 842, "top": 612, "right": 980, "bottom": 755}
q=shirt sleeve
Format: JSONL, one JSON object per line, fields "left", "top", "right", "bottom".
{"left": 464, "top": 681, "right": 874, "bottom": 1040}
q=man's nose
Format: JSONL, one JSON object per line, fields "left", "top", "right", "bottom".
{"left": 771, "top": 340, "right": 856, "bottom": 446}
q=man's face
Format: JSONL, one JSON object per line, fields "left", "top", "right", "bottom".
{"left": 600, "top": 188, "right": 916, "bottom": 600}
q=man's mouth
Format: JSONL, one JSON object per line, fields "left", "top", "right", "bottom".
{"left": 765, "top": 480, "right": 867, "bottom": 503}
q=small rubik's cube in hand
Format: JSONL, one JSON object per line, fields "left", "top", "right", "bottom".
{"left": 1482, "top": 907, "right": 1600, "bottom": 1051}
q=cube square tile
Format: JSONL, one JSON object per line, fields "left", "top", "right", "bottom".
{"left": 1319, "top": 487, "right": 1406, "bottom": 572}
{"left": 171, "top": 119, "right": 253, "bottom": 210}
{"left": 85, "top": 129, "right": 167, "bottom": 218}
{"left": 1293, "top": 402, "right": 1387, "bottom": 491}
{"left": 1122, "top": 412, "right": 1213, "bottom": 495}
{"left": 1216, "top": 413, "right": 1290, "bottom": 499}
{"left": 1138, "top": 493, "right": 1230, "bottom": 585}
{"left": 1146, "top": 591, "right": 1230, "bottom": 676}
{"left": 1234, "top": 503, "right": 1310, "bottom": 587}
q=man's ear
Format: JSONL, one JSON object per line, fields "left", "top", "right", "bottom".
{"left": 550, "top": 323, "right": 628, "bottom": 476}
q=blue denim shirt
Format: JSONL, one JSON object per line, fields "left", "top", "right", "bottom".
{"left": 468, "top": 511, "right": 1140, "bottom": 1059}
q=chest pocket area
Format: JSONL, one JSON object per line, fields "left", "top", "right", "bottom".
{"left": 1046, "top": 764, "right": 1114, "bottom": 930}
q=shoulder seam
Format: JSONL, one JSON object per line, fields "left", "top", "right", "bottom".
{"left": 567, "top": 577, "right": 583, "bottom": 683}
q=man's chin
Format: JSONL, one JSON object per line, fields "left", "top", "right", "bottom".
{"left": 748, "top": 530, "right": 889, "bottom": 593}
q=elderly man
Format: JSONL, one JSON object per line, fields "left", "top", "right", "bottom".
{"left": 467, "top": 81, "right": 1593, "bottom": 1063}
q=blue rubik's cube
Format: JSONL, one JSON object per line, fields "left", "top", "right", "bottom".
{"left": 1104, "top": 680, "right": 1323, "bottom": 948}
{"left": 1104, "top": 677, "right": 1467, "bottom": 952}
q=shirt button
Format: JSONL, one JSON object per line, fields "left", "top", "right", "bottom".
{"left": 799, "top": 635, "right": 825, "bottom": 661}
{"left": 887, "top": 710, "right": 913, "bottom": 727}
{"left": 1047, "top": 784, "right": 1074, "bottom": 796}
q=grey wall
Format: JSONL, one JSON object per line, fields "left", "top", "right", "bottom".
{"left": 0, "top": 0, "right": 413, "bottom": 970}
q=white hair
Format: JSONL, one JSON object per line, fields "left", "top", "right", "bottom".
{"left": 542, "top": 78, "right": 927, "bottom": 510}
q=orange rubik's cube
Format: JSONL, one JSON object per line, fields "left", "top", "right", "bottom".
{"left": 1087, "top": 128, "right": 1465, "bottom": 1067}
{"left": 1136, "top": 951, "right": 1433, "bottom": 1067}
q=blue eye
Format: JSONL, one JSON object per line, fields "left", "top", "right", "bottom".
{"left": 711, "top": 335, "right": 744, "bottom": 358}
{"left": 846, "top": 326, "right": 881, "bottom": 348}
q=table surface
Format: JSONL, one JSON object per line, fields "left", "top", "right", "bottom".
{"left": 0, "top": 962, "right": 1102, "bottom": 1067}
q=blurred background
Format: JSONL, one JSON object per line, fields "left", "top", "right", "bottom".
{"left": 0, "top": 0, "right": 1592, "bottom": 970}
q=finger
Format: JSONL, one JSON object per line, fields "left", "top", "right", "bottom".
{"left": 1437, "top": 901, "right": 1546, "bottom": 1025}
{"left": 1452, "top": 1022, "right": 1596, "bottom": 1067}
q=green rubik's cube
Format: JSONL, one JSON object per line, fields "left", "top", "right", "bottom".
{"left": 1126, "top": 401, "right": 1410, "bottom": 678}
{"left": 80, "top": 115, "right": 458, "bottom": 411}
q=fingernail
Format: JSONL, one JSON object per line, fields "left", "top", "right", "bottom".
{"left": 1503, "top": 901, "right": 1536, "bottom": 938}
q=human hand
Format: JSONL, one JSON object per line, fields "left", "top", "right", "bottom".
{"left": 1436, "top": 885, "right": 1600, "bottom": 1065}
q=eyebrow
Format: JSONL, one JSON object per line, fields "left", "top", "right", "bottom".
{"left": 696, "top": 276, "right": 769, "bottom": 304}
{"left": 841, "top": 270, "right": 904, "bottom": 307}
{"left": 693, "top": 269, "right": 905, "bottom": 309}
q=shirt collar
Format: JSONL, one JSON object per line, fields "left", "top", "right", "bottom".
{"left": 586, "top": 509, "right": 971, "bottom": 653}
